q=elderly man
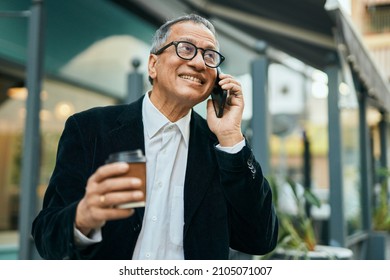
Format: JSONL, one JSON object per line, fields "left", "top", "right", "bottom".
{"left": 32, "top": 13, "right": 278, "bottom": 260}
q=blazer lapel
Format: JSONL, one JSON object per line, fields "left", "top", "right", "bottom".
{"left": 108, "top": 99, "right": 145, "bottom": 154}
{"left": 108, "top": 97, "right": 146, "bottom": 221}
{"left": 183, "top": 115, "right": 216, "bottom": 236}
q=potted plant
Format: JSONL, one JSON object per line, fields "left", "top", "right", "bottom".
{"left": 373, "top": 168, "right": 390, "bottom": 232}
{"left": 260, "top": 176, "right": 353, "bottom": 260}
{"left": 370, "top": 168, "right": 390, "bottom": 259}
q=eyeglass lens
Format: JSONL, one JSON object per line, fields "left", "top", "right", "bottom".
{"left": 176, "top": 41, "right": 222, "bottom": 68}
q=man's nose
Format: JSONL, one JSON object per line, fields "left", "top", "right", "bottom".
{"left": 188, "top": 50, "right": 207, "bottom": 69}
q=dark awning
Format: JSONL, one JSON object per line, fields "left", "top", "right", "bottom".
{"left": 181, "top": 0, "right": 390, "bottom": 110}
{"left": 184, "top": 0, "right": 336, "bottom": 70}
{"left": 116, "top": 0, "right": 390, "bottom": 111}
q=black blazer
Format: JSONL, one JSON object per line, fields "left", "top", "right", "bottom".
{"left": 32, "top": 96, "right": 278, "bottom": 259}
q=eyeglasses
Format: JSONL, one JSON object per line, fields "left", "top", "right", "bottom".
{"left": 154, "top": 41, "right": 225, "bottom": 68}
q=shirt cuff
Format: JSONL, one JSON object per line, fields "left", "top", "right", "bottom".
{"left": 73, "top": 225, "right": 102, "bottom": 248}
{"left": 216, "top": 139, "right": 245, "bottom": 154}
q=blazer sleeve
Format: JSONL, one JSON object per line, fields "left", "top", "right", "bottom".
{"left": 214, "top": 143, "right": 279, "bottom": 255}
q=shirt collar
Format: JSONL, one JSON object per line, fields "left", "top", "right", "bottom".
{"left": 142, "top": 91, "right": 191, "bottom": 147}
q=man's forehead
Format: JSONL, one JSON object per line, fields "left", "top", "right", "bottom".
{"left": 169, "top": 22, "right": 218, "bottom": 47}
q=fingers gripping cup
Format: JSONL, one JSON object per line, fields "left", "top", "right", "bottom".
{"left": 106, "top": 149, "right": 146, "bottom": 209}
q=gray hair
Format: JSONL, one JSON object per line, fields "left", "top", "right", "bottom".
{"left": 150, "top": 14, "right": 218, "bottom": 54}
{"left": 148, "top": 14, "right": 218, "bottom": 85}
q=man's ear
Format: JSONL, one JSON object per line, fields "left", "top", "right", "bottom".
{"left": 148, "top": 54, "right": 158, "bottom": 81}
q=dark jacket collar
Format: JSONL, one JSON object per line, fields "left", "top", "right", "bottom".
{"left": 108, "top": 96, "right": 146, "bottom": 155}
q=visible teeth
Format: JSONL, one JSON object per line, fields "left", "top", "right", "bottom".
{"left": 180, "top": 75, "right": 202, "bottom": 84}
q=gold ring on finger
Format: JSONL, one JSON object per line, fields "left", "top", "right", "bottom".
{"left": 100, "top": 194, "right": 106, "bottom": 204}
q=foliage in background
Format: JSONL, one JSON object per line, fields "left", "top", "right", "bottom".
{"left": 263, "top": 176, "right": 321, "bottom": 259}
{"left": 373, "top": 168, "right": 390, "bottom": 232}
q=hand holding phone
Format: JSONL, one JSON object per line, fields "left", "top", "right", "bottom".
{"left": 210, "top": 68, "right": 228, "bottom": 118}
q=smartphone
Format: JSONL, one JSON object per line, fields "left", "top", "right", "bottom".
{"left": 211, "top": 68, "right": 228, "bottom": 118}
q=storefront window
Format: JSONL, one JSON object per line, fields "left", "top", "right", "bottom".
{"left": 0, "top": 1, "right": 155, "bottom": 258}
{"left": 0, "top": 77, "right": 116, "bottom": 256}
{"left": 269, "top": 62, "right": 306, "bottom": 181}
{"left": 339, "top": 83, "right": 362, "bottom": 235}
{"left": 268, "top": 63, "right": 331, "bottom": 243}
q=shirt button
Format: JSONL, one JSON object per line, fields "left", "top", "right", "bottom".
{"left": 156, "top": 181, "right": 162, "bottom": 188}
{"left": 152, "top": 216, "right": 157, "bottom": 222}
{"left": 145, "top": 253, "right": 151, "bottom": 258}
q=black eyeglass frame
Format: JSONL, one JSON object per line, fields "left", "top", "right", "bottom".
{"left": 154, "top": 40, "right": 225, "bottom": 68}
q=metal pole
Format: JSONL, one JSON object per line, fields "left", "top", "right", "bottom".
{"left": 359, "top": 90, "right": 372, "bottom": 232}
{"left": 303, "top": 130, "right": 312, "bottom": 217}
{"left": 250, "top": 42, "right": 270, "bottom": 176}
{"left": 18, "top": 0, "right": 45, "bottom": 260}
{"left": 379, "top": 113, "right": 388, "bottom": 203}
{"left": 325, "top": 60, "right": 346, "bottom": 247}
{"left": 125, "top": 58, "right": 143, "bottom": 104}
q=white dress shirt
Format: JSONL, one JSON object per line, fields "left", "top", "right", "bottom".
{"left": 131, "top": 92, "right": 190, "bottom": 259}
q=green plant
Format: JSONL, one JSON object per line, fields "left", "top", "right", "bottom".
{"left": 263, "top": 176, "right": 321, "bottom": 258}
{"left": 373, "top": 168, "right": 390, "bottom": 232}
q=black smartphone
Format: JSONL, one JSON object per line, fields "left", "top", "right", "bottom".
{"left": 211, "top": 68, "right": 228, "bottom": 118}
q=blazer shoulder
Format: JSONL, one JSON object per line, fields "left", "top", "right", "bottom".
{"left": 71, "top": 96, "right": 143, "bottom": 127}
{"left": 73, "top": 104, "right": 128, "bottom": 121}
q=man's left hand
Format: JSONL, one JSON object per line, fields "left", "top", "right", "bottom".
{"left": 207, "top": 72, "right": 244, "bottom": 147}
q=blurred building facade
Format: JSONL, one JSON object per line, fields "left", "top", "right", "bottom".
{"left": 351, "top": 0, "right": 390, "bottom": 80}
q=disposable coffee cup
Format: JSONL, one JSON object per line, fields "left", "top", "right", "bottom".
{"left": 106, "top": 149, "right": 146, "bottom": 209}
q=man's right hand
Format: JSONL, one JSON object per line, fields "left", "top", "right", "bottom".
{"left": 75, "top": 162, "right": 144, "bottom": 236}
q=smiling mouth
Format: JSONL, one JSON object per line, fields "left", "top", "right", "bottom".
{"left": 179, "top": 74, "right": 204, "bottom": 85}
